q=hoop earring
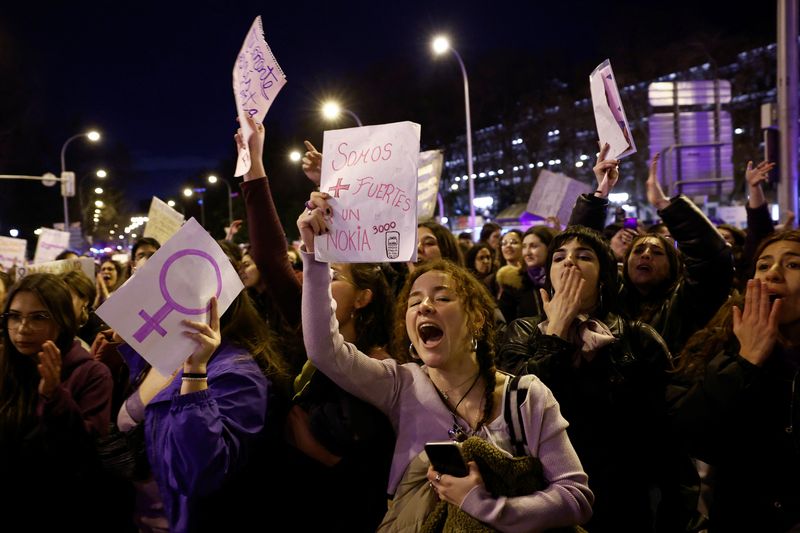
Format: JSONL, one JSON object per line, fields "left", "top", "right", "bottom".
{"left": 409, "top": 343, "right": 420, "bottom": 360}
{"left": 471, "top": 337, "right": 478, "bottom": 352}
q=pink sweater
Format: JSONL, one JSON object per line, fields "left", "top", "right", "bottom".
{"left": 302, "top": 252, "right": 593, "bottom": 532}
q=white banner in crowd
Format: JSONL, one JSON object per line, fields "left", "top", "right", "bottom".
{"left": 17, "top": 257, "right": 95, "bottom": 281}
{"left": 233, "top": 15, "right": 287, "bottom": 177}
{"left": 315, "top": 121, "right": 421, "bottom": 263}
{"left": 0, "top": 237, "right": 27, "bottom": 270}
{"left": 143, "top": 196, "right": 185, "bottom": 245}
{"left": 590, "top": 59, "right": 637, "bottom": 159}
{"left": 33, "top": 228, "right": 71, "bottom": 264}
{"left": 526, "top": 170, "right": 593, "bottom": 225}
{"left": 416, "top": 149, "right": 444, "bottom": 222}
{"left": 96, "top": 218, "right": 243, "bottom": 376}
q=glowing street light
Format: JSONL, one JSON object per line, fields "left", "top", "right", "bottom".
{"left": 94, "top": 200, "right": 104, "bottom": 208}
{"left": 207, "top": 174, "right": 233, "bottom": 228}
{"left": 321, "top": 100, "right": 363, "bottom": 126}
{"left": 289, "top": 150, "right": 302, "bottom": 162}
{"left": 167, "top": 200, "right": 176, "bottom": 207}
{"left": 183, "top": 188, "right": 193, "bottom": 197}
{"left": 96, "top": 169, "right": 107, "bottom": 178}
{"left": 60, "top": 129, "right": 101, "bottom": 228}
{"left": 94, "top": 187, "right": 103, "bottom": 194}
{"left": 431, "top": 34, "right": 475, "bottom": 228}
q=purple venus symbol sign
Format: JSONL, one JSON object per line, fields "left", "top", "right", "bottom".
{"left": 133, "top": 249, "right": 223, "bottom": 343}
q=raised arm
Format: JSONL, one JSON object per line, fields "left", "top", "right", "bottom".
{"left": 297, "top": 192, "right": 403, "bottom": 412}
{"left": 743, "top": 160, "right": 777, "bottom": 272}
{"left": 236, "top": 117, "right": 302, "bottom": 327}
{"left": 566, "top": 143, "right": 618, "bottom": 230}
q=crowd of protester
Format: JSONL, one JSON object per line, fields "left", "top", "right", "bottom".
{"left": 0, "top": 118, "right": 798, "bottom": 532}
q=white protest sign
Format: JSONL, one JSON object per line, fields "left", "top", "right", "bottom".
{"left": 0, "top": 237, "right": 27, "bottom": 270}
{"left": 143, "top": 197, "right": 185, "bottom": 245}
{"left": 526, "top": 170, "right": 593, "bottom": 225}
{"left": 33, "top": 228, "right": 71, "bottom": 264}
{"left": 96, "top": 218, "right": 244, "bottom": 376}
{"left": 417, "top": 149, "right": 444, "bottom": 222}
{"left": 716, "top": 205, "right": 748, "bottom": 229}
{"left": 590, "top": 59, "right": 637, "bottom": 159}
{"left": 17, "top": 257, "right": 95, "bottom": 281}
{"left": 315, "top": 121, "right": 421, "bottom": 263}
{"left": 233, "top": 16, "right": 287, "bottom": 176}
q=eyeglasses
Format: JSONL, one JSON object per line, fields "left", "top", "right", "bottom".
{"left": 1, "top": 312, "right": 53, "bottom": 331}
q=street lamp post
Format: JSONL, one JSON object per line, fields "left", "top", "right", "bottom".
{"left": 207, "top": 175, "right": 233, "bottom": 229}
{"left": 321, "top": 101, "right": 363, "bottom": 126}
{"left": 60, "top": 130, "right": 101, "bottom": 229}
{"left": 432, "top": 36, "right": 475, "bottom": 229}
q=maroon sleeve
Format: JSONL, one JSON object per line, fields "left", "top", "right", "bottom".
{"left": 241, "top": 177, "right": 303, "bottom": 328}
{"left": 38, "top": 359, "right": 112, "bottom": 437}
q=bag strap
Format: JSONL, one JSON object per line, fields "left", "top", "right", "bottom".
{"left": 504, "top": 373, "right": 529, "bottom": 456}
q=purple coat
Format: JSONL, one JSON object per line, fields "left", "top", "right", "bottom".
{"left": 119, "top": 342, "right": 269, "bottom": 533}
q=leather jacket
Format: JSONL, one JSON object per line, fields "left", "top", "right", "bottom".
{"left": 568, "top": 193, "right": 734, "bottom": 356}
{"left": 498, "top": 313, "right": 682, "bottom": 531}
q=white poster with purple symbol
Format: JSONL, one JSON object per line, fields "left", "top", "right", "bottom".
{"left": 590, "top": 59, "right": 637, "bottom": 159}
{"left": 95, "top": 218, "right": 243, "bottom": 375}
{"left": 315, "top": 121, "right": 421, "bottom": 263}
{"left": 233, "top": 15, "right": 287, "bottom": 177}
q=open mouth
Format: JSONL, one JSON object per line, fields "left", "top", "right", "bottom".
{"left": 418, "top": 323, "right": 444, "bottom": 346}
{"left": 768, "top": 293, "right": 781, "bottom": 304}
{"left": 636, "top": 264, "right": 652, "bottom": 272}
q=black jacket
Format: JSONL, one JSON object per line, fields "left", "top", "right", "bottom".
{"left": 568, "top": 193, "right": 734, "bottom": 356}
{"left": 499, "top": 313, "right": 681, "bottom": 532}
{"left": 670, "top": 341, "right": 800, "bottom": 532}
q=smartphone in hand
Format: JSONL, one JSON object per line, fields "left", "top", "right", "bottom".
{"left": 425, "top": 441, "right": 469, "bottom": 477}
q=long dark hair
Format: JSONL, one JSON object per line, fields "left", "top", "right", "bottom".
{"left": 393, "top": 260, "right": 498, "bottom": 429}
{"left": 544, "top": 225, "right": 621, "bottom": 319}
{"left": 520, "top": 225, "right": 557, "bottom": 272}
{"left": 349, "top": 263, "right": 393, "bottom": 354}
{"left": 676, "top": 229, "right": 800, "bottom": 377}
{"left": 419, "top": 221, "right": 464, "bottom": 267}
{"left": 0, "top": 274, "right": 78, "bottom": 440}
{"left": 216, "top": 242, "right": 290, "bottom": 394}
{"left": 622, "top": 233, "right": 682, "bottom": 295}
{"left": 465, "top": 243, "right": 495, "bottom": 277}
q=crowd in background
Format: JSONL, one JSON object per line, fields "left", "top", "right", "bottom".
{"left": 0, "top": 122, "right": 797, "bottom": 533}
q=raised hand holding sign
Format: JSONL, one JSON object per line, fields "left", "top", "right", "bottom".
{"left": 315, "top": 121, "right": 421, "bottom": 263}
{"left": 233, "top": 16, "right": 287, "bottom": 177}
{"left": 95, "top": 218, "right": 243, "bottom": 375}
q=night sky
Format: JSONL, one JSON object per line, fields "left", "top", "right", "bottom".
{"left": 0, "top": 0, "right": 777, "bottom": 242}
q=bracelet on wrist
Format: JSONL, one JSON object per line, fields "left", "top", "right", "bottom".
{"left": 182, "top": 372, "right": 207, "bottom": 379}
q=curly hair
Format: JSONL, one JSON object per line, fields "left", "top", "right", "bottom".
{"left": 544, "top": 225, "right": 621, "bottom": 319}
{"left": 392, "top": 260, "right": 498, "bottom": 428}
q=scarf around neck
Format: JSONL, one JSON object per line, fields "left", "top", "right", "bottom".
{"left": 537, "top": 314, "right": 616, "bottom": 365}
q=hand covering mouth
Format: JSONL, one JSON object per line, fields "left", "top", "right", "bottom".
{"left": 418, "top": 323, "right": 443, "bottom": 344}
